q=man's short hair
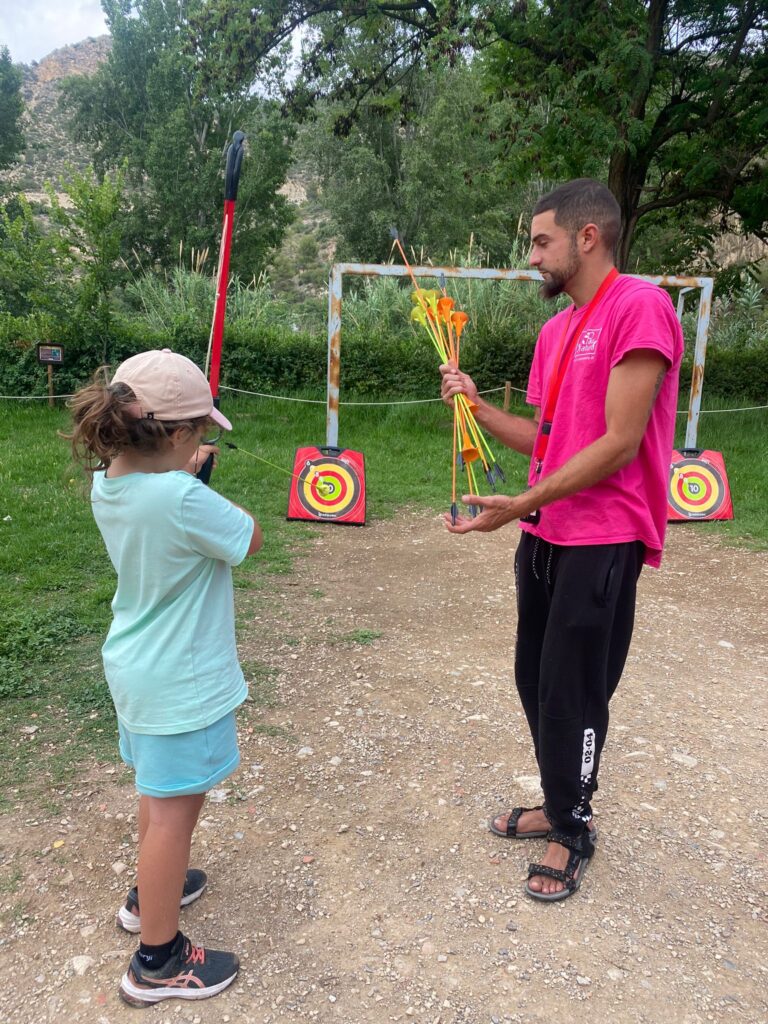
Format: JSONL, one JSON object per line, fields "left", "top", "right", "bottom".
{"left": 533, "top": 179, "right": 622, "bottom": 255}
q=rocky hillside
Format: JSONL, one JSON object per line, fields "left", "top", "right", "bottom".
{"left": 2, "top": 36, "right": 111, "bottom": 196}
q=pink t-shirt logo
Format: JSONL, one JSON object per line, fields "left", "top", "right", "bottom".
{"left": 573, "top": 327, "right": 602, "bottom": 361}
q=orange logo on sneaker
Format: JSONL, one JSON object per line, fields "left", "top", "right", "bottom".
{"left": 144, "top": 971, "right": 206, "bottom": 989}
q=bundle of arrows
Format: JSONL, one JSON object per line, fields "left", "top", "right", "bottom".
{"left": 390, "top": 230, "right": 505, "bottom": 525}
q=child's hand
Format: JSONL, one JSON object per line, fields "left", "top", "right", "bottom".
{"left": 186, "top": 444, "right": 220, "bottom": 476}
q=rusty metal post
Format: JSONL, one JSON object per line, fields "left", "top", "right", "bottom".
{"left": 685, "top": 278, "right": 714, "bottom": 450}
{"left": 326, "top": 264, "right": 343, "bottom": 448}
{"left": 676, "top": 286, "right": 694, "bottom": 323}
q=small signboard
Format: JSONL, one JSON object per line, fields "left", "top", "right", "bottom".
{"left": 37, "top": 344, "right": 64, "bottom": 364}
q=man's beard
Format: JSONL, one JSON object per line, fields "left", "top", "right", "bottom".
{"left": 539, "top": 240, "right": 580, "bottom": 299}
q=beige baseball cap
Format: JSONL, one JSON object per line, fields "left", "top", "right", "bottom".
{"left": 111, "top": 349, "right": 232, "bottom": 431}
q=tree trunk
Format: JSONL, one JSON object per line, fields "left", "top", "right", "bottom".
{"left": 609, "top": 149, "right": 647, "bottom": 271}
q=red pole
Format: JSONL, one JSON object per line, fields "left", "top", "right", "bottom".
{"left": 208, "top": 197, "right": 235, "bottom": 401}
{"left": 197, "top": 131, "right": 245, "bottom": 485}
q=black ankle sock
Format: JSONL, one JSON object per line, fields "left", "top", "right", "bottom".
{"left": 138, "top": 931, "right": 181, "bottom": 970}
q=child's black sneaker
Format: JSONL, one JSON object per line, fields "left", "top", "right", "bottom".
{"left": 116, "top": 869, "right": 208, "bottom": 934}
{"left": 119, "top": 933, "right": 239, "bottom": 1006}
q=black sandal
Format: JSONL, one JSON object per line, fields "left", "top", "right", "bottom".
{"left": 524, "top": 826, "right": 597, "bottom": 902}
{"left": 488, "top": 804, "right": 549, "bottom": 840}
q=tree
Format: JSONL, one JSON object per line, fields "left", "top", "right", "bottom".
{"left": 299, "top": 60, "right": 520, "bottom": 263}
{"left": 484, "top": 0, "right": 768, "bottom": 268}
{"left": 61, "top": 0, "right": 295, "bottom": 274}
{"left": 188, "top": 1, "right": 768, "bottom": 269}
{"left": 0, "top": 46, "right": 24, "bottom": 172}
{"left": 0, "top": 196, "right": 72, "bottom": 316}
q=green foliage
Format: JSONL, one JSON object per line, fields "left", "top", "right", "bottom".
{"left": 0, "top": 196, "right": 73, "bottom": 316}
{"left": 480, "top": 1, "right": 768, "bottom": 268}
{"left": 2, "top": 268, "right": 766, "bottom": 402}
{"left": 189, "top": 2, "right": 768, "bottom": 271}
{"left": 46, "top": 166, "right": 128, "bottom": 313}
{"left": 297, "top": 60, "right": 521, "bottom": 264}
{"left": 60, "top": 0, "right": 295, "bottom": 274}
{"left": 0, "top": 609, "right": 88, "bottom": 699}
{"left": 0, "top": 47, "right": 24, "bottom": 173}
{"left": 709, "top": 281, "right": 768, "bottom": 351}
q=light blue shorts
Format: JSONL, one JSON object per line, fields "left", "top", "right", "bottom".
{"left": 118, "top": 711, "right": 240, "bottom": 798}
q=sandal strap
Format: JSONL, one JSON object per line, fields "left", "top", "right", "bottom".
{"left": 507, "top": 805, "right": 543, "bottom": 835}
{"left": 528, "top": 850, "right": 582, "bottom": 889}
{"left": 546, "top": 827, "right": 596, "bottom": 858}
{"left": 527, "top": 862, "right": 567, "bottom": 883}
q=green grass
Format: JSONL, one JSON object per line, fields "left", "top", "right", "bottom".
{"left": 674, "top": 400, "right": 768, "bottom": 547}
{"left": 0, "top": 392, "right": 765, "bottom": 809}
{"left": 335, "top": 628, "right": 384, "bottom": 646}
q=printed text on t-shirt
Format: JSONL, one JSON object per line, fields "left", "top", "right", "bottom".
{"left": 573, "top": 327, "right": 602, "bottom": 362}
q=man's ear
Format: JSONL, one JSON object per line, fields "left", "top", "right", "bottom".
{"left": 580, "top": 223, "right": 600, "bottom": 253}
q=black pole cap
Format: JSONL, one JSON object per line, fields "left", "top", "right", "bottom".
{"left": 225, "top": 131, "right": 246, "bottom": 201}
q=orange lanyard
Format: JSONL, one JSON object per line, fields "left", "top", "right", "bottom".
{"left": 532, "top": 267, "right": 619, "bottom": 473}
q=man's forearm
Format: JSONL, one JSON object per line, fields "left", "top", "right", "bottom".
{"left": 473, "top": 398, "right": 538, "bottom": 456}
{"left": 523, "top": 432, "right": 637, "bottom": 514}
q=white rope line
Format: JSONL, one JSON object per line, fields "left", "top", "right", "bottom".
{"left": 221, "top": 386, "right": 324, "bottom": 404}
{"left": 0, "top": 393, "right": 77, "bottom": 400}
{"left": 221, "top": 385, "right": 768, "bottom": 413}
{"left": 0, "top": 386, "right": 765, "bottom": 415}
{"left": 676, "top": 403, "right": 768, "bottom": 414}
{"left": 220, "top": 384, "right": 521, "bottom": 406}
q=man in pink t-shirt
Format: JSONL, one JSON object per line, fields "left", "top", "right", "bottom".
{"left": 440, "top": 178, "right": 684, "bottom": 904}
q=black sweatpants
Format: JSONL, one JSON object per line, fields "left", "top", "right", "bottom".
{"left": 514, "top": 533, "right": 644, "bottom": 839}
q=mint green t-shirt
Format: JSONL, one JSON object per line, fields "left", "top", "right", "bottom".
{"left": 91, "top": 470, "right": 253, "bottom": 734}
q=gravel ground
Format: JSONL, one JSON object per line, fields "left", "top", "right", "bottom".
{"left": 1, "top": 512, "right": 767, "bottom": 1024}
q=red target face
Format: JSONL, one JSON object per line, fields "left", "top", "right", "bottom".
{"left": 288, "top": 447, "right": 366, "bottom": 525}
{"left": 668, "top": 457, "right": 726, "bottom": 519}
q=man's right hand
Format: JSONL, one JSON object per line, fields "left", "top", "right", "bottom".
{"left": 439, "top": 363, "right": 481, "bottom": 409}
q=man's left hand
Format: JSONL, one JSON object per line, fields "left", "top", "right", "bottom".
{"left": 444, "top": 492, "right": 532, "bottom": 534}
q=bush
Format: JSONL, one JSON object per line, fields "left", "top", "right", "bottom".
{"left": 682, "top": 345, "right": 768, "bottom": 403}
{"left": 1, "top": 268, "right": 766, "bottom": 404}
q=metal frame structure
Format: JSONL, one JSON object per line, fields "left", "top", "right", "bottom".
{"left": 326, "top": 262, "right": 713, "bottom": 450}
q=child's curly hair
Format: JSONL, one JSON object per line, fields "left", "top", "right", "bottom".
{"left": 65, "top": 367, "right": 212, "bottom": 472}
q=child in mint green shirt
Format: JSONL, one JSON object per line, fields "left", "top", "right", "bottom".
{"left": 68, "top": 350, "right": 261, "bottom": 1007}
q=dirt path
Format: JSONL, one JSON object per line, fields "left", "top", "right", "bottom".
{"left": 2, "top": 514, "right": 767, "bottom": 1024}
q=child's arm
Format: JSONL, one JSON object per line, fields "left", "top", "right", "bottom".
{"left": 232, "top": 505, "right": 263, "bottom": 556}
{"left": 183, "top": 446, "right": 262, "bottom": 553}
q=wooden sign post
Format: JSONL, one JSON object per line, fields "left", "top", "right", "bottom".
{"left": 37, "top": 344, "right": 65, "bottom": 407}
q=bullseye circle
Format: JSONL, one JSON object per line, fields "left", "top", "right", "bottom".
{"left": 297, "top": 457, "right": 361, "bottom": 519}
{"left": 668, "top": 458, "right": 725, "bottom": 518}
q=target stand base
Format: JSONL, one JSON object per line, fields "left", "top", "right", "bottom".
{"left": 287, "top": 445, "right": 366, "bottom": 526}
{"left": 668, "top": 448, "right": 733, "bottom": 522}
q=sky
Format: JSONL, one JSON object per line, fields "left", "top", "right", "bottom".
{"left": 0, "top": 1, "right": 108, "bottom": 65}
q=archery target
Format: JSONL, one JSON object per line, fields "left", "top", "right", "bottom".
{"left": 287, "top": 446, "right": 366, "bottom": 525}
{"left": 668, "top": 450, "right": 733, "bottom": 522}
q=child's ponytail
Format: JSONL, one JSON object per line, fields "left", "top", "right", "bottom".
{"left": 66, "top": 367, "right": 210, "bottom": 472}
{"left": 66, "top": 367, "right": 143, "bottom": 471}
